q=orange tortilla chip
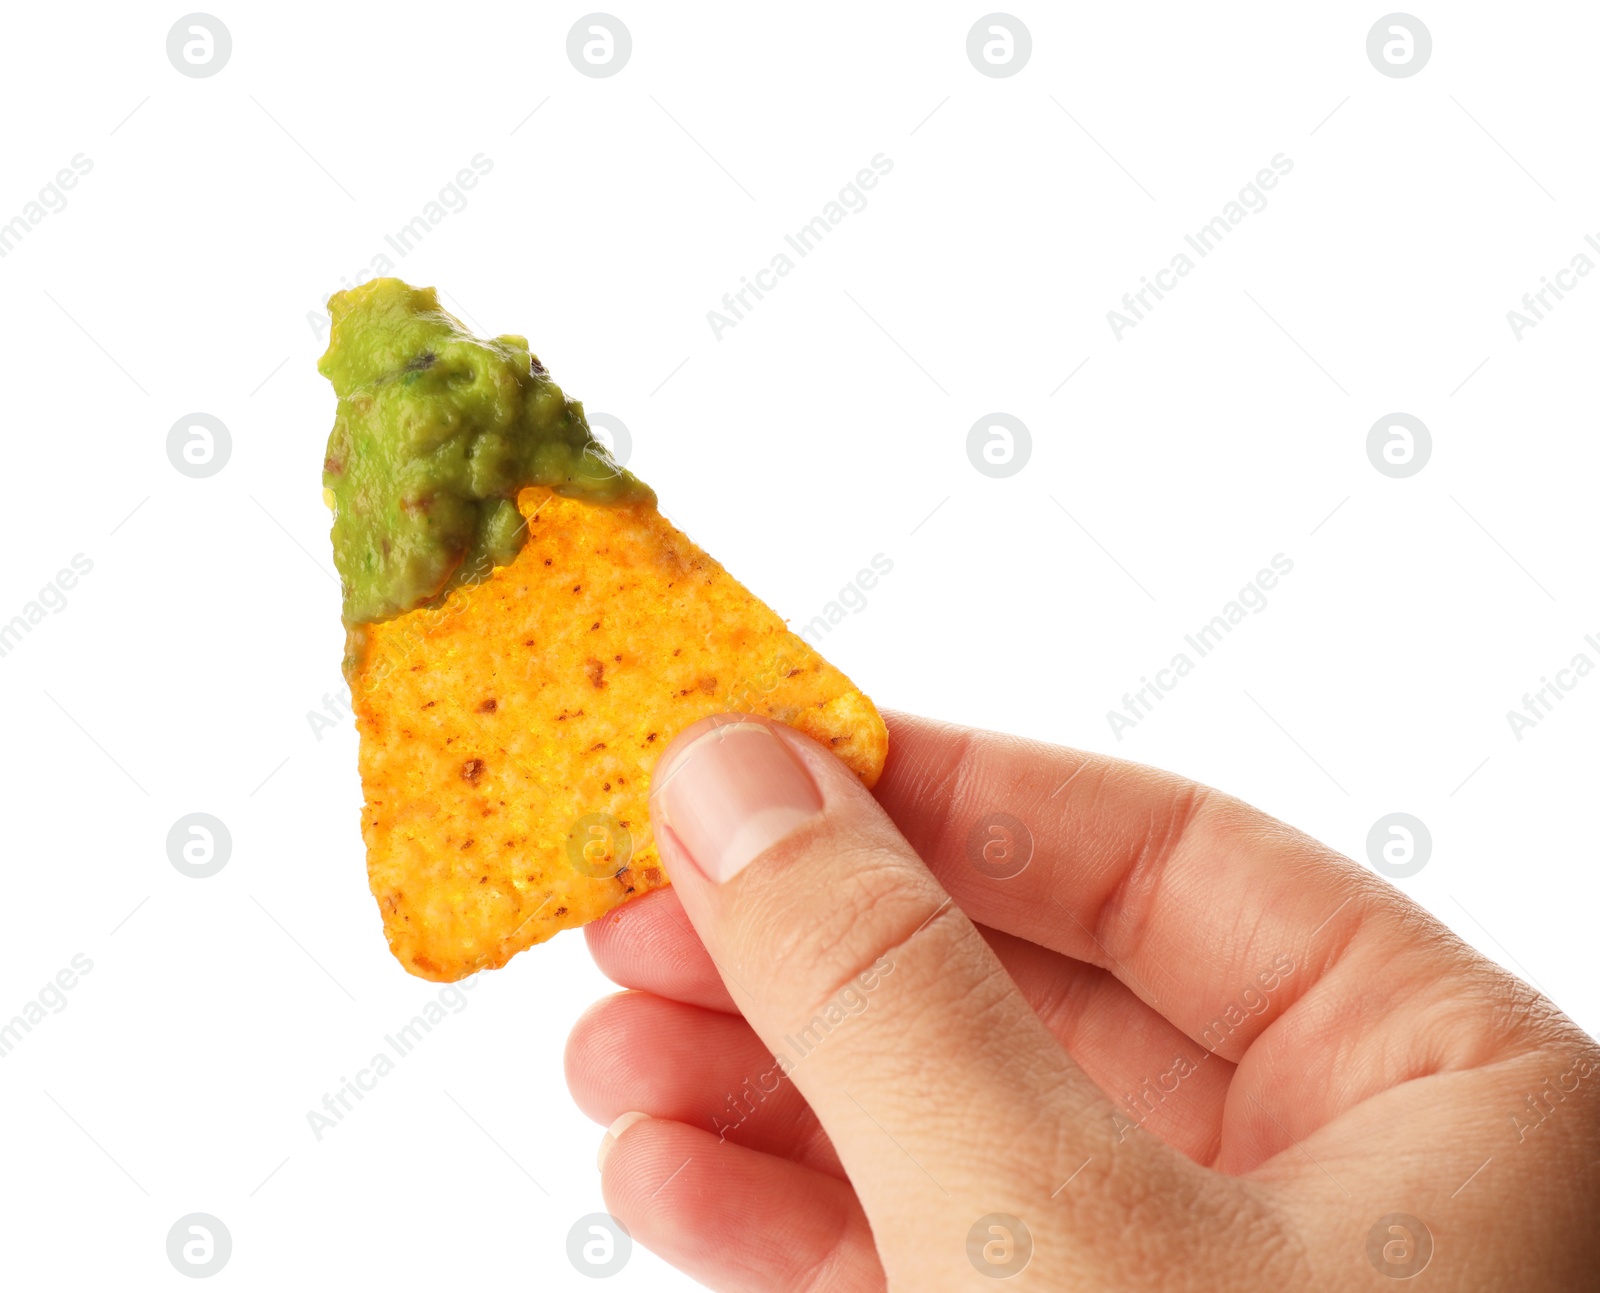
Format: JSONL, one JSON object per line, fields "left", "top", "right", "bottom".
{"left": 351, "top": 486, "right": 887, "bottom": 980}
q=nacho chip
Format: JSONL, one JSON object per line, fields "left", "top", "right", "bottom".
{"left": 352, "top": 485, "right": 887, "bottom": 980}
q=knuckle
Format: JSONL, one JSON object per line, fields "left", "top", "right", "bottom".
{"left": 744, "top": 836, "right": 952, "bottom": 1022}
{"left": 1090, "top": 778, "right": 1213, "bottom": 966}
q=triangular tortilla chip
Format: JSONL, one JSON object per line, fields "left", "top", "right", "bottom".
{"left": 351, "top": 485, "right": 886, "bottom": 980}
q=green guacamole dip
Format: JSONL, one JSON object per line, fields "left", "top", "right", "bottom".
{"left": 319, "top": 278, "right": 650, "bottom": 628}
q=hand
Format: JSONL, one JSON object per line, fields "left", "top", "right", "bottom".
{"left": 566, "top": 712, "right": 1600, "bottom": 1290}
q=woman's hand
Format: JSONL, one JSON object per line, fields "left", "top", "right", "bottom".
{"left": 566, "top": 712, "right": 1600, "bottom": 1290}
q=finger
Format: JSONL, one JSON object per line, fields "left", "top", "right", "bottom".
{"left": 983, "top": 926, "right": 1231, "bottom": 1164}
{"left": 591, "top": 891, "right": 1233, "bottom": 1162}
{"left": 872, "top": 711, "right": 1542, "bottom": 1165}
{"left": 599, "top": 1114, "right": 883, "bottom": 1293}
{"left": 648, "top": 713, "right": 1199, "bottom": 1261}
{"left": 587, "top": 887, "right": 738, "bottom": 1013}
{"left": 566, "top": 990, "right": 843, "bottom": 1175}
{"left": 873, "top": 710, "right": 1315, "bottom": 1043}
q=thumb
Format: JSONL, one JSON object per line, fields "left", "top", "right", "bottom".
{"left": 647, "top": 714, "right": 1193, "bottom": 1265}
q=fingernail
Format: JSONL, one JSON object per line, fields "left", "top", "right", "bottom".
{"left": 598, "top": 1110, "right": 649, "bottom": 1171}
{"left": 654, "top": 720, "right": 824, "bottom": 884}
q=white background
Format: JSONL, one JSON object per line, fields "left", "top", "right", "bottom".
{"left": 1, "top": 2, "right": 1595, "bottom": 1288}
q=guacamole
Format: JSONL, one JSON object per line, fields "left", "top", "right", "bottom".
{"left": 319, "top": 278, "right": 650, "bottom": 628}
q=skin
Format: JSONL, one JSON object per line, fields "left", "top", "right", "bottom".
{"left": 566, "top": 711, "right": 1600, "bottom": 1290}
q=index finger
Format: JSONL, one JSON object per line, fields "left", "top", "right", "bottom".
{"left": 871, "top": 713, "right": 1524, "bottom": 1087}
